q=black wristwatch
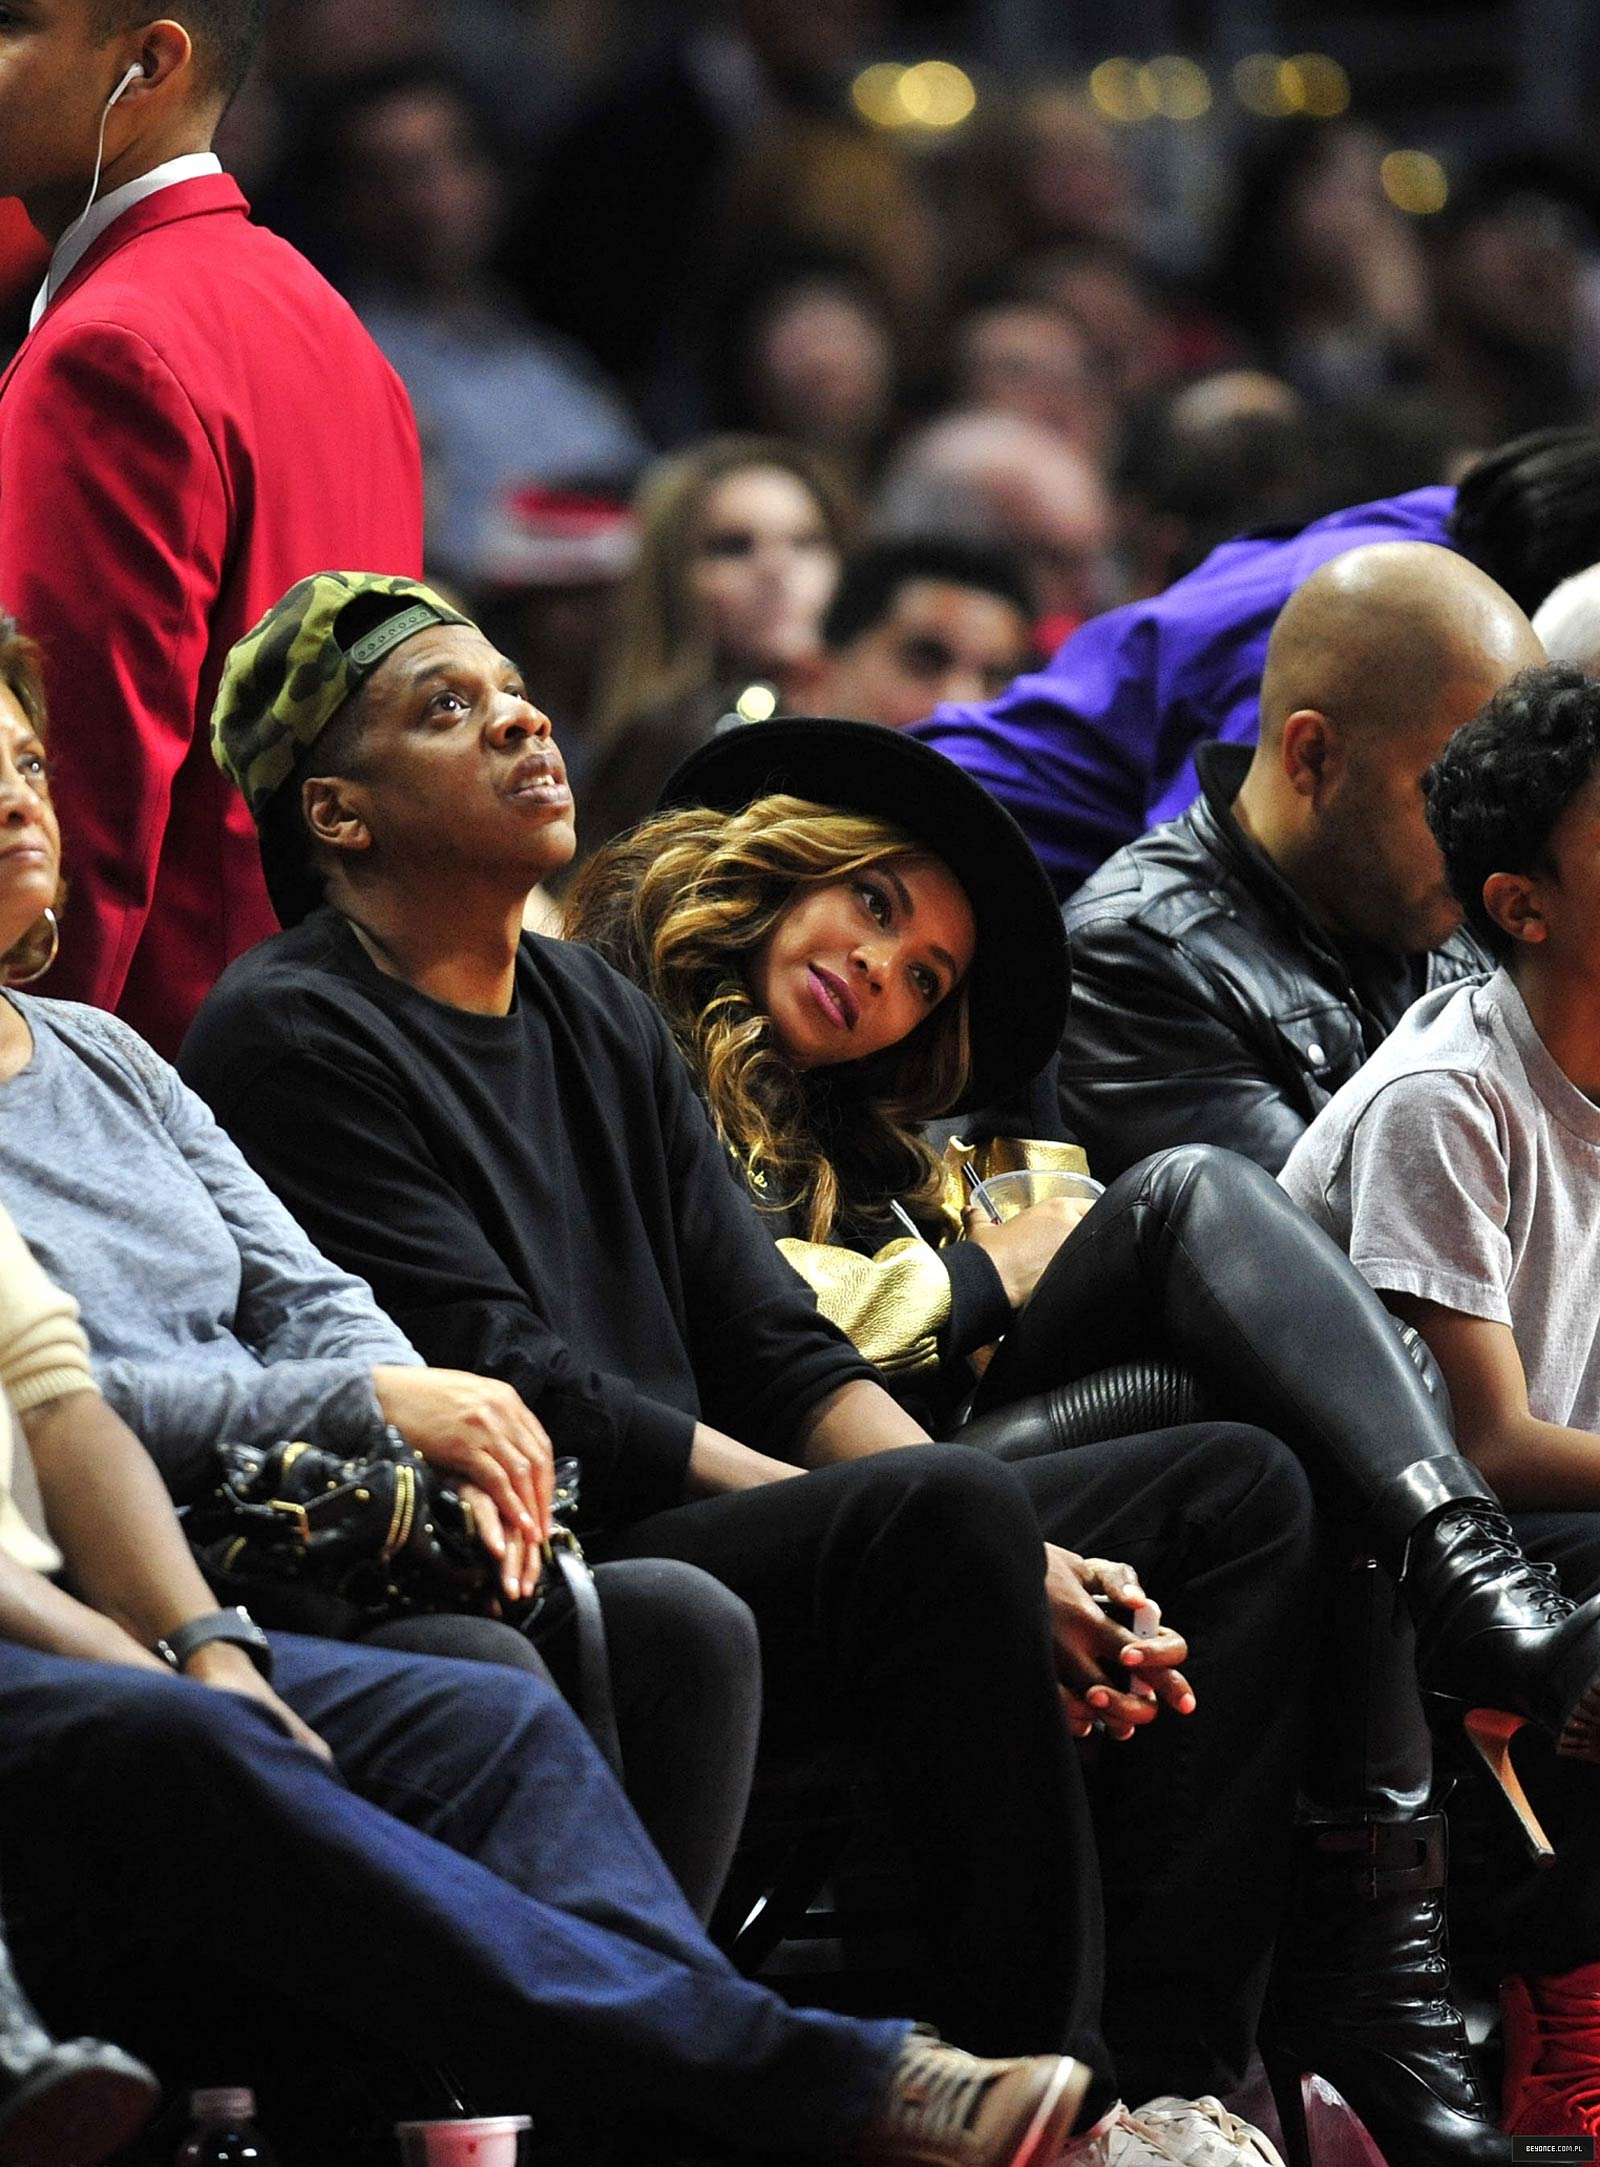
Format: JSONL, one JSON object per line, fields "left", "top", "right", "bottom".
{"left": 156, "top": 1606, "right": 274, "bottom": 1682}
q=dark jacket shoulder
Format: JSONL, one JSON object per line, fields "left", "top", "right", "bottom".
{"left": 1058, "top": 743, "right": 1486, "bottom": 1176}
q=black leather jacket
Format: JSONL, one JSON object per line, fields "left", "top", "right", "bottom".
{"left": 1055, "top": 742, "right": 1488, "bottom": 1177}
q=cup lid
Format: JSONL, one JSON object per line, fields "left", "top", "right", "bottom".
{"left": 394, "top": 2119, "right": 533, "bottom": 2135}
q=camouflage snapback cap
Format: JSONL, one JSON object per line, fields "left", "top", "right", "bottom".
{"left": 211, "top": 570, "right": 473, "bottom": 819}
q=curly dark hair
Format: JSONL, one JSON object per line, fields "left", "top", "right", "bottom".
{"left": 1423, "top": 661, "right": 1600, "bottom": 960}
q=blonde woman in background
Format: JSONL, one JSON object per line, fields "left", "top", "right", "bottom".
{"left": 574, "top": 435, "right": 856, "bottom": 869}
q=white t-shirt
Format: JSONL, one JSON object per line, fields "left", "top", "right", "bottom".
{"left": 1280, "top": 968, "right": 1600, "bottom": 1432}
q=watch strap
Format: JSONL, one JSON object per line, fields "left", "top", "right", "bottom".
{"left": 156, "top": 1606, "right": 273, "bottom": 1681}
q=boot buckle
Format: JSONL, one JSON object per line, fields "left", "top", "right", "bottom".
{"left": 1308, "top": 1816, "right": 1446, "bottom": 1902}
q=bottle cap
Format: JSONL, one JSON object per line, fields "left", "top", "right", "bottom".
{"left": 189, "top": 2088, "right": 255, "bottom": 2121}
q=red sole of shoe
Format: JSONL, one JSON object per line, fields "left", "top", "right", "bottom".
{"left": 1464, "top": 1709, "right": 1556, "bottom": 1857}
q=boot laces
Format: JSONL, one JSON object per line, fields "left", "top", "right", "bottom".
{"left": 1443, "top": 1504, "right": 1571, "bottom": 1623}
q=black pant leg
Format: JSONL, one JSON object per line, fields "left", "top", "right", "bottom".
{"left": 562, "top": 1559, "right": 762, "bottom": 1926}
{"left": 1299, "top": 1553, "right": 1434, "bottom": 1820}
{"left": 361, "top": 1610, "right": 552, "bottom": 1672}
{"left": 1008, "top": 1424, "right": 1318, "bottom": 2099}
{"left": 968, "top": 1142, "right": 1462, "bottom": 1827}
{"left": 594, "top": 1444, "right": 1108, "bottom": 2068}
{"left": 363, "top": 1568, "right": 762, "bottom": 1925}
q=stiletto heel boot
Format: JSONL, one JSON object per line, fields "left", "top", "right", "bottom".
{"left": 1259, "top": 1815, "right": 1513, "bottom": 2165}
{"left": 1378, "top": 1460, "right": 1600, "bottom": 1758}
{"left": 0, "top": 1937, "right": 157, "bottom": 2167}
{"left": 1460, "top": 1710, "right": 1555, "bottom": 1861}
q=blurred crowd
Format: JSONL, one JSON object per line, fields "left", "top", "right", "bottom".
{"left": 14, "top": 0, "right": 1600, "bottom": 826}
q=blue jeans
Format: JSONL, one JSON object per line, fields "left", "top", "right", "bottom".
{"left": 0, "top": 1633, "right": 904, "bottom": 2151}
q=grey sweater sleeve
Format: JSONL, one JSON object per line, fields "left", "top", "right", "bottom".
{"left": 155, "top": 1053, "right": 422, "bottom": 1370}
{"left": 83, "top": 1016, "right": 422, "bottom": 1488}
{"left": 94, "top": 1355, "right": 391, "bottom": 1489}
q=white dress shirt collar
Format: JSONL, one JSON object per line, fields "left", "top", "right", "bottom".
{"left": 30, "top": 151, "right": 223, "bottom": 329}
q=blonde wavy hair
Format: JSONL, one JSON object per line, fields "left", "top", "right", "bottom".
{"left": 0, "top": 614, "right": 65, "bottom": 985}
{"left": 564, "top": 796, "right": 973, "bottom": 1242}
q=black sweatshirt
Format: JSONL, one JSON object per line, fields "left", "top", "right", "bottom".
{"left": 179, "top": 910, "right": 877, "bottom": 1531}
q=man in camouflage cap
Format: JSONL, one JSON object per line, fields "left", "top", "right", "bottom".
{"left": 213, "top": 570, "right": 472, "bottom": 925}
{"left": 185, "top": 560, "right": 1316, "bottom": 2163}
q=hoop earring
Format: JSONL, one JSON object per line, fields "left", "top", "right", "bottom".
{"left": 6, "top": 907, "right": 59, "bottom": 987}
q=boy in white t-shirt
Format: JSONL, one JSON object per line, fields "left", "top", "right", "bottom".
{"left": 1282, "top": 658, "right": 1600, "bottom": 2139}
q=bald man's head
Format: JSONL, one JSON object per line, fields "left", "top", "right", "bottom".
{"left": 1238, "top": 542, "right": 1544, "bottom": 953}
{"left": 1258, "top": 542, "right": 1542, "bottom": 751}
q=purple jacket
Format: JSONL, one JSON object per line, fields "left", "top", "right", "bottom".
{"left": 909, "top": 487, "right": 1456, "bottom": 900}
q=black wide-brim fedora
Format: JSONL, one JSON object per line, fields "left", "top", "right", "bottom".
{"left": 658, "top": 717, "right": 1070, "bottom": 1110}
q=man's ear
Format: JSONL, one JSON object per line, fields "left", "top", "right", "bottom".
{"left": 301, "top": 776, "right": 372, "bottom": 855}
{"left": 120, "top": 21, "right": 194, "bottom": 100}
{"left": 1481, "top": 870, "right": 1548, "bottom": 949}
{"left": 1279, "top": 708, "right": 1340, "bottom": 801}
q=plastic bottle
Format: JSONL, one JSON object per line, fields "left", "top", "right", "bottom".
{"left": 174, "top": 2087, "right": 280, "bottom": 2165}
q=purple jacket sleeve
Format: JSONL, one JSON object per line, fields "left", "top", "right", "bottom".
{"left": 910, "top": 487, "right": 1458, "bottom": 901}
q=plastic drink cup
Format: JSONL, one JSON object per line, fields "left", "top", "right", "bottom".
{"left": 974, "top": 1168, "right": 1104, "bottom": 1221}
{"left": 395, "top": 2117, "right": 532, "bottom": 2167}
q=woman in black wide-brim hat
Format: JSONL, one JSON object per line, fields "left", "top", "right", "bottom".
{"left": 566, "top": 716, "right": 1600, "bottom": 2167}
{"left": 565, "top": 716, "right": 1080, "bottom": 1434}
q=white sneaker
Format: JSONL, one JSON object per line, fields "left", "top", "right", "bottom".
{"left": 1124, "top": 2097, "right": 1285, "bottom": 2166}
{"left": 1058, "top": 2101, "right": 1177, "bottom": 2164}
{"left": 1060, "top": 2097, "right": 1285, "bottom": 2166}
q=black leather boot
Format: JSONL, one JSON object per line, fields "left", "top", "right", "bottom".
{"left": 1261, "top": 1815, "right": 1512, "bottom": 2167}
{"left": 1380, "top": 1461, "right": 1600, "bottom": 1757}
{"left": 0, "top": 1937, "right": 156, "bottom": 2167}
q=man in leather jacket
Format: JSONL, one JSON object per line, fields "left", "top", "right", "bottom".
{"left": 1054, "top": 540, "right": 1544, "bottom": 1178}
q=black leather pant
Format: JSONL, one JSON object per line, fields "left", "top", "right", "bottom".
{"left": 964, "top": 1144, "right": 1481, "bottom": 1817}
{"left": 969, "top": 1144, "right": 1484, "bottom": 1529}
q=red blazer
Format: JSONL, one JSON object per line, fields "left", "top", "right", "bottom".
{"left": 0, "top": 176, "right": 423, "bottom": 1055}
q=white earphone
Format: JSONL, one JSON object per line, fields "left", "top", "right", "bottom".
{"left": 107, "top": 61, "right": 143, "bottom": 110}
{"left": 40, "top": 60, "right": 147, "bottom": 311}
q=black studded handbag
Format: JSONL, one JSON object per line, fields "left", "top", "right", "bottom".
{"left": 182, "top": 1433, "right": 621, "bottom": 1771}
{"left": 184, "top": 1428, "right": 512, "bottom": 1622}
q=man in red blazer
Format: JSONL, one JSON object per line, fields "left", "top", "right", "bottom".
{"left": 0, "top": 0, "right": 423, "bottom": 1054}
